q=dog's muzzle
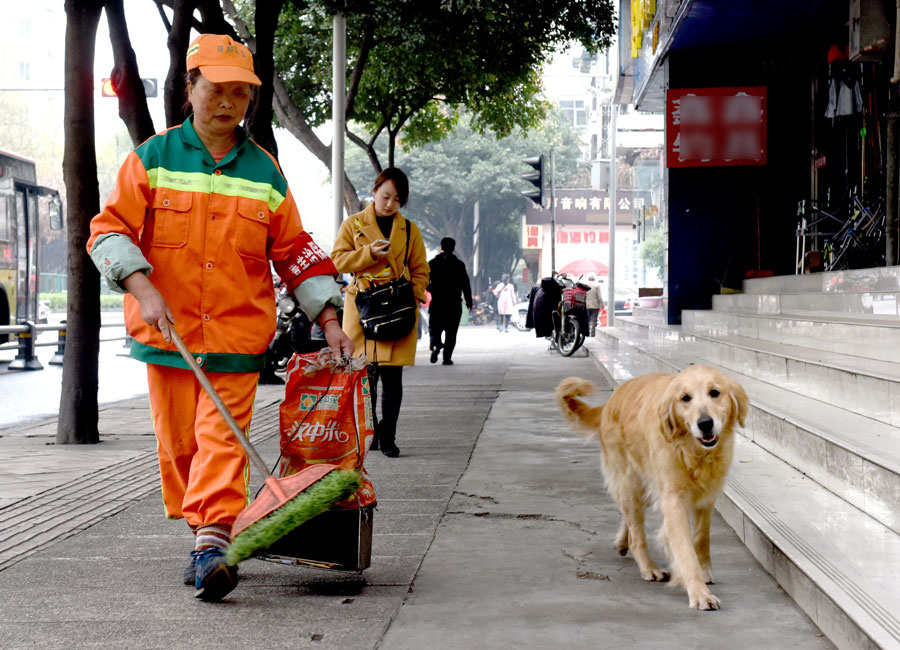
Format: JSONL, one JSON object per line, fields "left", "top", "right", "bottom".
{"left": 696, "top": 415, "right": 718, "bottom": 447}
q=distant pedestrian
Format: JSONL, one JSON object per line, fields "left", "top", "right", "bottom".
{"left": 584, "top": 273, "right": 605, "bottom": 336}
{"left": 427, "top": 237, "right": 473, "bottom": 365}
{"left": 493, "top": 273, "right": 517, "bottom": 332}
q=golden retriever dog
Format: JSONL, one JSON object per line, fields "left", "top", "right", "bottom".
{"left": 556, "top": 365, "right": 748, "bottom": 610}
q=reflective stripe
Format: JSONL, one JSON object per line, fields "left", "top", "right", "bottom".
{"left": 147, "top": 167, "right": 286, "bottom": 212}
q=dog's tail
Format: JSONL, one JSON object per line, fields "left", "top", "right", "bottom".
{"left": 556, "top": 377, "right": 603, "bottom": 440}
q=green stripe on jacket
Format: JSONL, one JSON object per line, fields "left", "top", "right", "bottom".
{"left": 130, "top": 340, "right": 266, "bottom": 373}
{"left": 135, "top": 116, "right": 288, "bottom": 211}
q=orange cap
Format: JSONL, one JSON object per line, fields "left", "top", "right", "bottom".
{"left": 186, "top": 34, "right": 261, "bottom": 86}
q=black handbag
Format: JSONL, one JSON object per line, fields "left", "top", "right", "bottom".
{"left": 355, "top": 220, "right": 417, "bottom": 341}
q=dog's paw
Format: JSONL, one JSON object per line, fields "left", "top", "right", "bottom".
{"left": 701, "top": 567, "right": 715, "bottom": 584}
{"left": 689, "top": 591, "right": 720, "bottom": 611}
{"left": 640, "top": 567, "right": 670, "bottom": 582}
{"left": 614, "top": 540, "right": 629, "bottom": 556}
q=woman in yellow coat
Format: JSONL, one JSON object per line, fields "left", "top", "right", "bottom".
{"left": 332, "top": 168, "right": 429, "bottom": 457}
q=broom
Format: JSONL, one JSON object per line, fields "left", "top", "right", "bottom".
{"left": 169, "top": 328, "right": 361, "bottom": 567}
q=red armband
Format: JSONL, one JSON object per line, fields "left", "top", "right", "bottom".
{"left": 272, "top": 232, "right": 338, "bottom": 292}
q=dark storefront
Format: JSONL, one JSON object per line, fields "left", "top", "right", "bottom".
{"left": 622, "top": 0, "right": 897, "bottom": 323}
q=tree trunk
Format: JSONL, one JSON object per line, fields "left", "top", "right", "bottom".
{"left": 272, "top": 77, "right": 362, "bottom": 215}
{"left": 163, "top": 0, "right": 196, "bottom": 128}
{"left": 58, "top": 0, "right": 105, "bottom": 444}
{"left": 244, "top": 0, "right": 285, "bottom": 157}
{"left": 105, "top": 0, "right": 156, "bottom": 146}
{"left": 197, "top": 0, "right": 236, "bottom": 35}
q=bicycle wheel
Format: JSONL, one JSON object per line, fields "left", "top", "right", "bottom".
{"left": 557, "top": 314, "right": 583, "bottom": 356}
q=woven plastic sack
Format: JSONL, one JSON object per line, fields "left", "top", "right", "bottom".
{"left": 278, "top": 349, "right": 376, "bottom": 508}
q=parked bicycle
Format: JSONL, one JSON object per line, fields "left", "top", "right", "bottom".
{"left": 549, "top": 275, "right": 589, "bottom": 357}
{"left": 796, "top": 191, "right": 886, "bottom": 272}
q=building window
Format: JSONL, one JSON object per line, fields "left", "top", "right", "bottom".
{"left": 18, "top": 62, "right": 30, "bottom": 82}
{"left": 559, "top": 100, "right": 586, "bottom": 127}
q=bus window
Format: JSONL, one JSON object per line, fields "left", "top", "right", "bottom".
{"left": 0, "top": 194, "right": 8, "bottom": 242}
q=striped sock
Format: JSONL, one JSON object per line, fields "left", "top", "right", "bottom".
{"left": 195, "top": 525, "right": 231, "bottom": 551}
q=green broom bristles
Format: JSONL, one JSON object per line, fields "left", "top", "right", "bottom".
{"left": 226, "top": 469, "right": 362, "bottom": 566}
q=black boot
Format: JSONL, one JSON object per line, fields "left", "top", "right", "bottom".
{"left": 379, "top": 432, "right": 400, "bottom": 457}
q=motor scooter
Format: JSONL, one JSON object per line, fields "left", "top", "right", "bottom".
{"left": 259, "top": 276, "right": 328, "bottom": 384}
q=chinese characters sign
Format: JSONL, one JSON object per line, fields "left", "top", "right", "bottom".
{"left": 522, "top": 224, "right": 543, "bottom": 249}
{"left": 556, "top": 230, "right": 609, "bottom": 245}
{"left": 666, "top": 87, "right": 767, "bottom": 168}
{"left": 524, "top": 189, "right": 652, "bottom": 225}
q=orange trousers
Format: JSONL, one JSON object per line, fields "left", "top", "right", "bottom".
{"left": 147, "top": 364, "right": 258, "bottom": 528}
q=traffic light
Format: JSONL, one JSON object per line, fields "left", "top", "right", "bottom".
{"left": 521, "top": 155, "right": 545, "bottom": 207}
{"left": 101, "top": 78, "right": 117, "bottom": 97}
{"left": 141, "top": 78, "right": 158, "bottom": 98}
{"left": 100, "top": 77, "right": 158, "bottom": 98}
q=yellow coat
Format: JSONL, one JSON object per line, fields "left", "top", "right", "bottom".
{"left": 331, "top": 204, "right": 429, "bottom": 366}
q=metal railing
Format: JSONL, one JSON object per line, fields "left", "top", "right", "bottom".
{"left": 0, "top": 321, "right": 129, "bottom": 371}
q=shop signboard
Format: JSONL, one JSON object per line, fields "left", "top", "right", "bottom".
{"left": 524, "top": 188, "right": 652, "bottom": 226}
{"left": 666, "top": 87, "right": 767, "bottom": 168}
{"left": 522, "top": 223, "right": 543, "bottom": 249}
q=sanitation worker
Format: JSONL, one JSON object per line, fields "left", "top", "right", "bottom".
{"left": 87, "top": 33, "right": 353, "bottom": 602}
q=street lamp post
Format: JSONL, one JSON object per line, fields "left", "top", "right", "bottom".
{"left": 332, "top": 10, "right": 346, "bottom": 240}
{"left": 607, "top": 104, "right": 617, "bottom": 328}
{"left": 550, "top": 148, "right": 557, "bottom": 275}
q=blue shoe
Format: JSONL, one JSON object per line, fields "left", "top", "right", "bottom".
{"left": 192, "top": 547, "right": 239, "bottom": 602}
{"left": 183, "top": 553, "right": 197, "bottom": 586}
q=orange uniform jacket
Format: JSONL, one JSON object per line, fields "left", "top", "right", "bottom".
{"left": 88, "top": 117, "right": 336, "bottom": 372}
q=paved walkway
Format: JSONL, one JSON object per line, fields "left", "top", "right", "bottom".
{"left": 0, "top": 328, "right": 833, "bottom": 649}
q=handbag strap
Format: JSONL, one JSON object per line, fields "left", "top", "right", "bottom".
{"left": 401, "top": 218, "right": 411, "bottom": 278}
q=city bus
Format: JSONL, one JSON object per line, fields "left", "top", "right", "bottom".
{"left": 0, "top": 149, "right": 62, "bottom": 343}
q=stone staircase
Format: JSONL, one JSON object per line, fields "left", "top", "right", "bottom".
{"left": 585, "top": 266, "right": 900, "bottom": 650}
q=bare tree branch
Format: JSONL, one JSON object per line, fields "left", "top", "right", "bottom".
{"left": 344, "top": 23, "right": 373, "bottom": 116}
{"left": 105, "top": 0, "right": 155, "bottom": 145}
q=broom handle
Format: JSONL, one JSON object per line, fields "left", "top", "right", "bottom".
{"left": 169, "top": 327, "right": 273, "bottom": 479}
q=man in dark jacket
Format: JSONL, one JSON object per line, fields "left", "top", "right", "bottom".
{"left": 427, "top": 237, "right": 473, "bottom": 365}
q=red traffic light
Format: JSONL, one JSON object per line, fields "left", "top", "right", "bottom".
{"left": 101, "top": 78, "right": 117, "bottom": 97}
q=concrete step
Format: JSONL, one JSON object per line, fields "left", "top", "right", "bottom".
{"left": 675, "top": 322, "right": 900, "bottom": 428}
{"left": 631, "top": 305, "right": 667, "bottom": 324}
{"left": 683, "top": 308, "right": 900, "bottom": 364}
{"left": 743, "top": 266, "right": 900, "bottom": 296}
{"left": 712, "top": 291, "right": 900, "bottom": 320}
{"left": 585, "top": 330, "right": 900, "bottom": 650}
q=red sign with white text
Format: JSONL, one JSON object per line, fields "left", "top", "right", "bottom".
{"left": 666, "top": 87, "right": 766, "bottom": 168}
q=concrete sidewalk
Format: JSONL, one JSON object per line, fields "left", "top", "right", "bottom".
{"left": 0, "top": 328, "right": 833, "bottom": 649}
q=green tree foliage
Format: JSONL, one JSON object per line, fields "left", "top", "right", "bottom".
{"left": 345, "top": 111, "right": 584, "bottom": 287}
{"left": 640, "top": 227, "right": 665, "bottom": 280}
{"left": 237, "top": 0, "right": 614, "bottom": 179}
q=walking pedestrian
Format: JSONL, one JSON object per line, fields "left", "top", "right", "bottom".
{"left": 331, "top": 168, "right": 429, "bottom": 457}
{"left": 493, "top": 273, "right": 517, "bottom": 332}
{"left": 427, "top": 237, "right": 473, "bottom": 365}
{"left": 86, "top": 33, "right": 353, "bottom": 602}
{"left": 584, "top": 273, "right": 606, "bottom": 336}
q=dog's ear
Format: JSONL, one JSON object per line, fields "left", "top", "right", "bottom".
{"left": 727, "top": 379, "right": 750, "bottom": 428}
{"left": 658, "top": 395, "right": 678, "bottom": 442}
